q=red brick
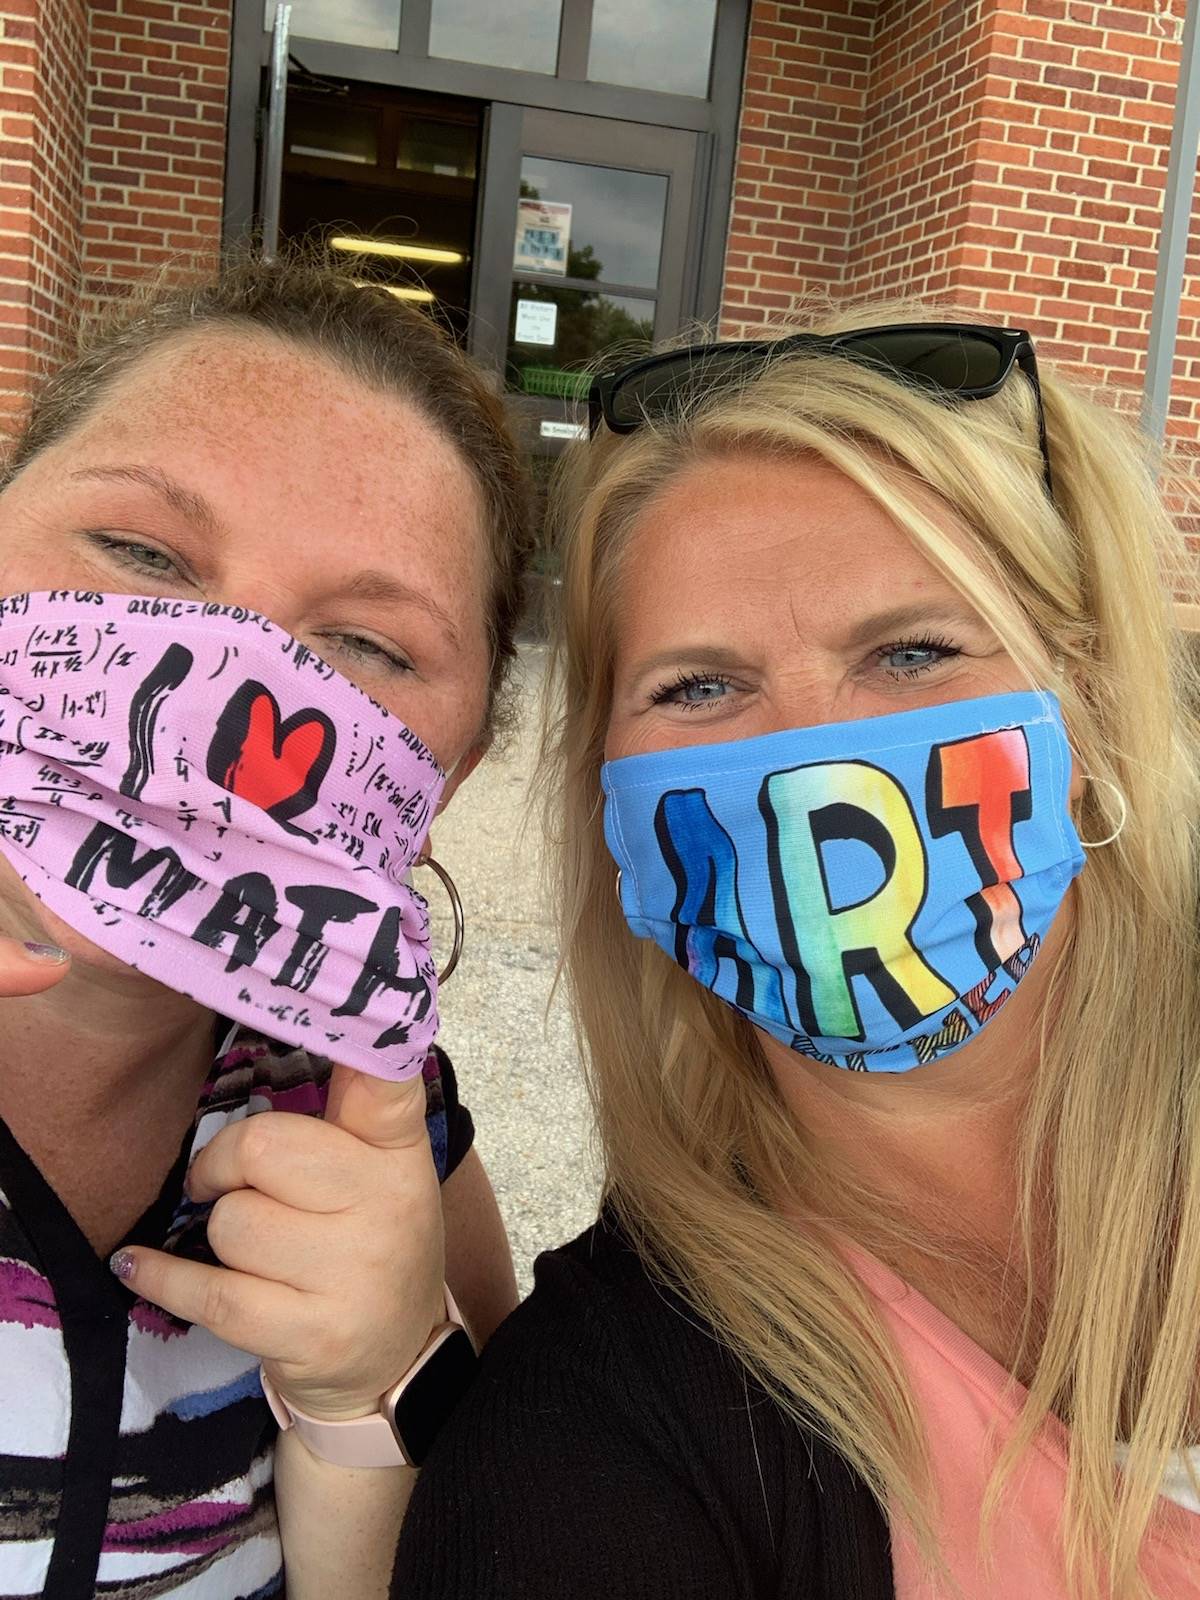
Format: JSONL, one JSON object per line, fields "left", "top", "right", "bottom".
{"left": 0, "top": 0, "right": 229, "bottom": 426}
{"left": 720, "top": 0, "right": 1199, "bottom": 580}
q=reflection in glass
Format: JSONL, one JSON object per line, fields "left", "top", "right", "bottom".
{"left": 518, "top": 157, "right": 667, "bottom": 291}
{"left": 505, "top": 283, "right": 655, "bottom": 397}
{"left": 397, "top": 117, "right": 478, "bottom": 180}
{"left": 267, "top": 0, "right": 402, "bottom": 49}
{"left": 429, "top": 0, "right": 561, "bottom": 74}
{"left": 287, "top": 99, "right": 379, "bottom": 166}
{"left": 588, "top": 0, "right": 717, "bottom": 97}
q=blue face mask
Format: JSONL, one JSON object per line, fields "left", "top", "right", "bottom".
{"left": 601, "top": 691, "right": 1085, "bottom": 1072}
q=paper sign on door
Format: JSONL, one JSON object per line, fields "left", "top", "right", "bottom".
{"left": 515, "top": 299, "right": 559, "bottom": 346}
{"left": 514, "top": 199, "right": 572, "bottom": 275}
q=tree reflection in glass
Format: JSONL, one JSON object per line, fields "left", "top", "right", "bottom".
{"left": 507, "top": 179, "right": 655, "bottom": 396}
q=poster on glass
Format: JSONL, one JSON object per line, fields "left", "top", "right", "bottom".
{"left": 514, "top": 199, "right": 572, "bottom": 276}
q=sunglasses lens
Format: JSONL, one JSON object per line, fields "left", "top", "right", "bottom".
{"left": 604, "top": 328, "right": 1018, "bottom": 432}
{"left": 608, "top": 346, "right": 767, "bottom": 429}
{"left": 838, "top": 329, "right": 1007, "bottom": 393}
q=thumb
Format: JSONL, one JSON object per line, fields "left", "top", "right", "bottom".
{"left": 0, "top": 938, "right": 71, "bottom": 998}
{"left": 324, "top": 1060, "right": 431, "bottom": 1152}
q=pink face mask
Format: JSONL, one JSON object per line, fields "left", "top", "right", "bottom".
{"left": 0, "top": 591, "right": 449, "bottom": 1080}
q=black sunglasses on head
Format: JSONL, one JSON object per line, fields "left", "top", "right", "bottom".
{"left": 587, "top": 323, "right": 1053, "bottom": 499}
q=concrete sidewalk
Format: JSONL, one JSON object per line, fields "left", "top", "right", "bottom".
{"left": 423, "top": 644, "right": 599, "bottom": 1292}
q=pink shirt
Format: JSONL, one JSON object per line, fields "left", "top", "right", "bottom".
{"left": 850, "top": 1251, "right": 1200, "bottom": 1598}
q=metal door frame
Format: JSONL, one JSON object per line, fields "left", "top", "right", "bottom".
{"left": 222, "top": 0, "right": 748, "bottom": 328}
{"left": 470, "top": 106, "right": 701, "bottom": 369}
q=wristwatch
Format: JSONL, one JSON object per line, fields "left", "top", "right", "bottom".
{"left": 260, "top": 1285, "right": 478, "bottom": 1468}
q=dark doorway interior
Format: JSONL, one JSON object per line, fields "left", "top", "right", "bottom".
{"left": 279, "top": 76, "right": 482, "bottom": 343}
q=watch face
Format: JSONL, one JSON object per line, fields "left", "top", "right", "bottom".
{"left": 390, "top": 1327, "right": 477, "bottom": 1466}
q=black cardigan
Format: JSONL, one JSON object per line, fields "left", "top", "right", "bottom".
{"left": 393, "top": 1212, "right": 894, "bottom": 1599}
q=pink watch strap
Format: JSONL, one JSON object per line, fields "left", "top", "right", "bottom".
{"left": 261, "top": 1285, "right": 466, "bottom": 1469}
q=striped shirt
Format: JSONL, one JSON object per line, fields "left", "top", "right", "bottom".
{"left": 0, "top": 1029, "right": 472, "bottom": 1599}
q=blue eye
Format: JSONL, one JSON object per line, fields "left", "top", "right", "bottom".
{"left": 885, "top": 646, "right": 939, "bottom": 672}
{"left": 878, "top": 636, "right": 959, "bottom": 678}
{"left": 651, "top": 671, "right": 733, "bottom": 710}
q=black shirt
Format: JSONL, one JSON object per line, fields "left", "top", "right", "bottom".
{"left": 394, "top": 1212, "right": 893, "bottom": 1599}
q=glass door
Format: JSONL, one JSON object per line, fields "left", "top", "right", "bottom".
{"left": 276, "top": 78, "right": 483, "bottom": 343}
{"left": 471, "top": 106, "right": 703, "bottom": 457}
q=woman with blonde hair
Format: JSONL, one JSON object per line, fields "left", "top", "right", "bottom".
{"left": 394, "top": 315, "right": 1200, "bottom": 1598}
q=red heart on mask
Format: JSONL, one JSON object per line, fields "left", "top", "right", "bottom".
{"left": 207, "top": 682, "right": 336, "bottom": 836}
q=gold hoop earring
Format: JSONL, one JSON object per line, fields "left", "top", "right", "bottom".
{"left": 1078, "top": 776, "right": 1127, "bottom": 850}
{"left": 414, "top": 853, "right": 465, "bottom": 983}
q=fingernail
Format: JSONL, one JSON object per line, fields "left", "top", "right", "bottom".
{"left": 23, "top": 941, "right": 68, "bottom": 964}
{"left": 109, "top": 1250, "right": 136, "bottom": 1282}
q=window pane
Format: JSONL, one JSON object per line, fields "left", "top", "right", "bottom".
{"left": 588, "top": 0, "right": 717, "bottom": 97}
{"left": 518, "top": 157, "right": 667, "bottom": 291}
{"left": 429, "top": 0, "right": 561, "bottom": 74}
{"left": 268, "top": 0, "right": 402, "bottom": 50}
{"left": 506, "top": 283, "right": 655, "bottom": 395}
{"left": 287, "top": 98, "right": 379, "bottom": 166}
{"left": 397, "top": 117, "right": 478, "bottom": 180}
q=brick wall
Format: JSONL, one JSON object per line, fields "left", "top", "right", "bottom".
{"left": 722, "top": 0, "right": 874, "bottom": 332}
{"left": 961, "top": 2, "right": 1198, "bottom": 440}
{"left": 82, "top": 0, "right": 229, "bottom": 323}
{"left": 0, "top": 0, "right": 87, "bottom": 431}
{"left": 0, "top": 0, "right": 229, "bottom": 435}
{"left": 721, "top": 2, "right": 1200, "bottom": 484}
{"left": 845, "top": 0, "right": 993, "bottom": 304}
{"left": 1, "top": 0, "right": 1196, "bottom": 486}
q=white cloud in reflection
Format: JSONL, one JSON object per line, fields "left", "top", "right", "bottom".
{"left": 590, "top": 0, "right": 717, "bottom": 97}
{"left": 276, "top": 0, "right": 401, "bottom": 51}
{"left": 430, "top": 0, "right": 562, "bottom": 74}
{"left": 270, "top": 0, "right": 716, "bottom": 99}
{"left": 521, "top": 155, "right": 667, "bottom": 290}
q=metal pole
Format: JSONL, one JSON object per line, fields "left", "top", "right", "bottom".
{"left": 1142, "top": 0, "right": 1200, "bottom": 442}
{"left": 260, "top": 3, "right": 292, "bottom": 260}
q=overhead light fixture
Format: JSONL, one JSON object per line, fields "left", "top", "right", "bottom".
{"left": 352, "top": 280, "right": 436, "bottom": 304}
{"left": 331, "top": 235, "right": 464, "bottom": 265}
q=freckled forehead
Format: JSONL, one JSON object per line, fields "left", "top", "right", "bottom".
{"left": 26, "top": 326, "right": 492, "bottom": 649}
{"left": 69, "top": 325, "right": 485, "bottom": 531}
{"left": 90, "top": 327, "right": 446, "bottom": 450}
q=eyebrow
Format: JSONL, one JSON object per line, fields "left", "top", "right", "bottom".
{"left": 72, "top": 466, "right": 462, "bottom": 648}
{"left": 335, "top": 568, "right": 461, "bottom": 649}
{"left": 625, "top": 644, "right": 751, "bottom": 681}
{"left": 69, "top": 464, "right": 226, "bottom": 537}
{"left": 840, "top": 601, "right": 986, "bottom": 650}
{"left": 625, "top": 603, "right": 986, "bottom": 682}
